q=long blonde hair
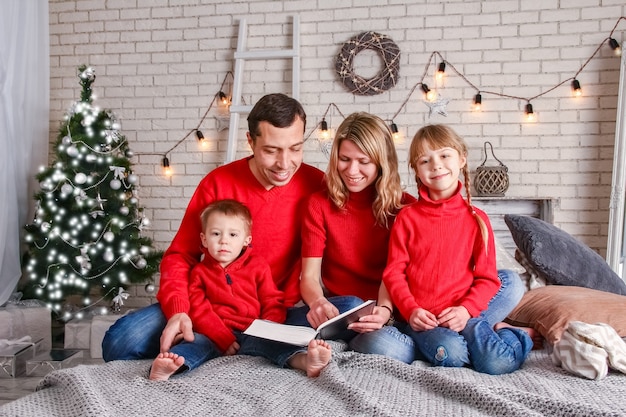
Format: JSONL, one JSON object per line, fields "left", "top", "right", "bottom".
{"left": 408, "top": 124, "right": 489, "bottom": 252}
{"left": 326, "top": 112, "right": 404, "bottom": 228}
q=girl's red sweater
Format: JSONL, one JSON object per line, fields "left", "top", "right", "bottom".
{"left": 383, "top": 183, "right": 500, "bottom": 322}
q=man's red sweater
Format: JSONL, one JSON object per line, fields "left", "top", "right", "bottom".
{"left": 302, "top": 186, "right": 416, "bottom": 301}
{"left": 383, "top": 183, "right": 500, "bottom": 322}
{"left": 158, "top": 157, "right": 324, "bottom": 318}
{"left": 188, "top": 247, "right": 286, "bottom": 353}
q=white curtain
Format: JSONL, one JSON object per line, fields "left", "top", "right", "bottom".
{"left": 0, "top": 0, "right": 50, "bottom": 306}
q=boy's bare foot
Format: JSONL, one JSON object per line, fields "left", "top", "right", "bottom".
{"left": 306, "top": 339, "right": 332, "bottom": 377}
{"left": 149, "top": 352, "right": 185, "bottom": 381}
{"left": 495, "top": 322, "right": 544, "bottom": 350}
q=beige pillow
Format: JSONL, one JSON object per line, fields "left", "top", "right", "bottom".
{"left": 505, "top": 285, "right": 626, "bottom": 345}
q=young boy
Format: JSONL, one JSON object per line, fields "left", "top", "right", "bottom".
{"left": 149, "top": 199, "right": 331, "bottom": 380}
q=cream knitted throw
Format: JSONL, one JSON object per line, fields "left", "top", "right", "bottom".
{"left": 1, "top": 343, "right": 625, "bottom": 417}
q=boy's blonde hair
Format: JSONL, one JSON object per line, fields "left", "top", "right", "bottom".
{"left": 326, "top": 112, "right": 404, "bottom": 228}
{"left": 200, "top": 199, "right": 252, "bottom": 236}
{"left": 408, "top": 124, "right": 489, "bottom": 252}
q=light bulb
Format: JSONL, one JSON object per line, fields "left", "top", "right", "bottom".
{"left": 473, "top": 93, "right": 482, "bottom": 111}
{"left": 571, "top": 79, "right": 582, "bottom": 97}
{"left": 436, "top": 62, "right": 446, "bottom": 80}
{"left": 525, "top": 103, "right": 536, "bottom": 122}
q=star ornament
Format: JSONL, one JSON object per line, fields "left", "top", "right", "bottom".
{"left": 425, "top": 94, "right": 450, "bottom": 118}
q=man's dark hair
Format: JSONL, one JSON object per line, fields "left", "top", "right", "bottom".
{"left": 247, "top": 93, "right": 306, "bottom": 141}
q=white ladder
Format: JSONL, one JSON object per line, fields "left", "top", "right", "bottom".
{"left": 225, "top": 16, "right": 301, "bottom": 163}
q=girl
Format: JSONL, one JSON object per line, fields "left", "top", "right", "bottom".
{"left": 383, "top": 124, "right": 532, "bottom": 374}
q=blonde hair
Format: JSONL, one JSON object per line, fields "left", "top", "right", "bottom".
{"left": 408, "top": 124, "right": 489, "bottom": 252}
{"left": 326, "top": 112, "right": 404, "bottom": 228}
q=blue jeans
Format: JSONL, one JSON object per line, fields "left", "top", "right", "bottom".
{"left": 102, "top": 303, "right": 166, "bottom": 361}
{"left": 102, "top": 304, "right": 305, "bottom": 370}
{"left": 349, "top": 269, "right": 525, "bottom": 364}
{"left": 168, "top": 332, "right": 306, "bottom": 374}
{"left": 403, "top": 317, "right": 532, "bottom": 374}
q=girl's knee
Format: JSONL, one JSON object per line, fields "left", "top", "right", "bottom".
{"left": 417, "top": 332, "right": 468, "bottom": 368}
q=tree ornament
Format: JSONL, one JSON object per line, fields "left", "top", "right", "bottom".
{"left": 110, "top": 179, "right": 122, "bottom": 190}
{"left": 145, "top": 282, "right": 156, "bottom": 294}
{"left": 74, "top": 172, "right": 87, "bottom": 184}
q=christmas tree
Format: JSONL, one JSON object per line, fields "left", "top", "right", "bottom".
{"left": 21, "top": 65, "right": 162, "bottom": 319}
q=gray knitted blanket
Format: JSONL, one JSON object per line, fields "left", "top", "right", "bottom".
{"left": 1, "top": 344, "right": 625, "bottom": 417}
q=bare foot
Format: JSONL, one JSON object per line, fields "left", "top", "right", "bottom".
{"left": 495, "top": 322, "right": 544, "bottom": 350}
{"left": 149, "top": 352, "right": 185, "bottom": 381}
{"left": 306, "top": 339, "right": 332, "bottom": 377}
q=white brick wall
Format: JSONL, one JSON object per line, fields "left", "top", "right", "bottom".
{"left": 49, "top": 0, "right": 626, "bottom": 300}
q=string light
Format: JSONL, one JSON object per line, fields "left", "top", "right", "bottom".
{"left": 196, "top": 129, "right": 209, "bottom": 148}
{"left": 473, "top": 93, "right": 482, "bottom": 111}
{"left": 609, "top": 38, "right": 622, "bottom": 56}
{"left": 218, "top": 91, "right": 229, "bottom": 105}
{"left": 436, "top": 62, "right": 446, "bottom": 80}
{"left": 390, "top": 122, "right": 400, "bottom": 141}
{"left": 571, "top": 79, "right": 582, "bottom": 97}
{"left": 162, "top": 156, "right": 172, "bottom": 177}
{"left": 319, "top": 119, "right": 330, "bottom": 140}
{"left": 136, "top": 18, "right": 626, "bottom": 174}
{"left": 524, "top": 103, "right": 536, "bottom": 122}
{"left": 421, "top": 83, "right": 436, "bottom": 101}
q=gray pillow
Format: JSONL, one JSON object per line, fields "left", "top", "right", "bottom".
{"left": 504, "top": 214, "right": 626, "bottom": 296}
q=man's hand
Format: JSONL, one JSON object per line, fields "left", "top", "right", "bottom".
{"left": 160, "top": 312, "right": 194, "bottom": 352}
{"left": 306, "top": 297, "right": 339, "bottom": 329}
{"left": 437, "top": 306, "right": 470, "bottom": 332}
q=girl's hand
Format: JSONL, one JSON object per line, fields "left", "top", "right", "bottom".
{"left": 437, "top": 306, "right": 470, "bottom": 332}
{"left": 348, "top": 305, "right": 390, "bottom": 333}
{"left": 306, "top": 297, "right": 339, "bottom": 329}
{"left": 408, "top": 308, "right": 439, "bottom": 331}
{"left": 224, "top": 341, "right": 240, "bottom": 356}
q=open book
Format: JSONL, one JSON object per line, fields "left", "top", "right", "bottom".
{"left": 244, "top": 300, "right": 376, "bottom": 346}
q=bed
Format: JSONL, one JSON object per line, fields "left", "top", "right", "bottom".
{"left": 2, "top": 215, "right": 626, "bottom": 416}
{"left": 0, "top": 341, "right": 625, "bottom": 417}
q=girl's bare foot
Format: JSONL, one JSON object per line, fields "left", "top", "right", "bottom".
{"left": 149, "top": 352, "right": 185, "bottom": 381}
{"left": 496, "top": 322, "right": 544, "bottom": 350}
{"left": 306, "top": 339, "right": 332, "bottom": 377}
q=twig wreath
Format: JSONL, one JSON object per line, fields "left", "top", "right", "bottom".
{"left": 335, "top": 31, "right": 401, "bottom": 96}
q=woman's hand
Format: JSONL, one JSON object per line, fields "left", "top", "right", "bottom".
{"left": 437, "top": 306, "right": 470, "bottom": 332}
{"left": 306, "top": 297, "right": 339, "bottom": 329}
{"left": 348, "top": 305, "right": 390, "bottom": 333}
{"left": 408, "top": 308, "right": 439, "bottom": 332}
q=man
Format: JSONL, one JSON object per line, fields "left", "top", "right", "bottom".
{"left": 102, "top": 93, "right": 324, "bottom": 360}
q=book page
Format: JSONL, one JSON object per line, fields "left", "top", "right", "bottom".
{"left": 243, "top": 320, "right": 317, "bottom": 346}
